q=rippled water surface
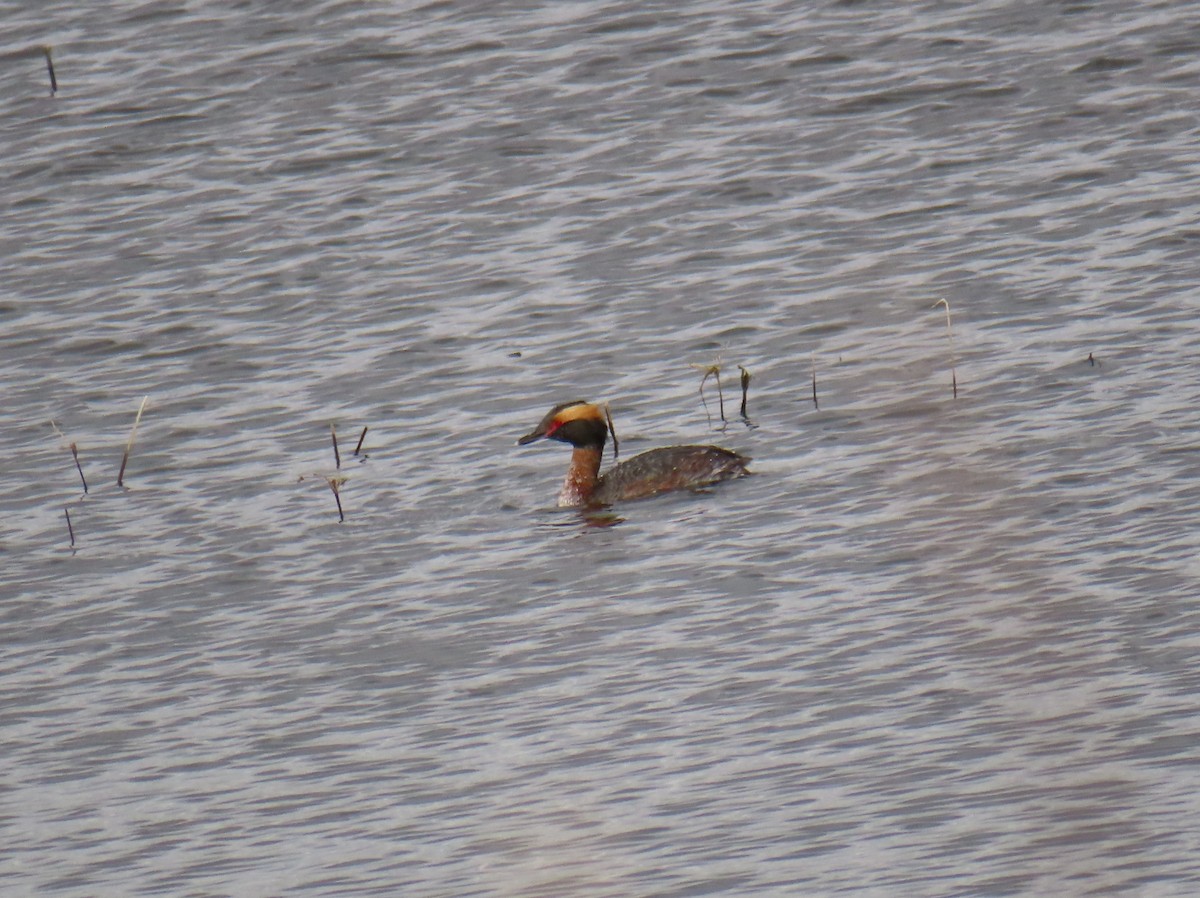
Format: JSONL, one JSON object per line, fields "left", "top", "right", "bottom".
{"left": 4, "top": 1, "right": 1200, "bottom": 895}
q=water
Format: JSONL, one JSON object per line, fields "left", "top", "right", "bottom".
{"left": 3, "top": 1, "right": 1200, "bottom": 895}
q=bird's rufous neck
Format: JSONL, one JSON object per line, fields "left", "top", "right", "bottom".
{"left": 558, "top": 445, "right": 603, "bottom": 507}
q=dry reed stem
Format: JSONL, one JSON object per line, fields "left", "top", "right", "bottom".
{"left": 50, "top": 421, "right": 89, "bottom": 492}
{"left": 43, "top": 47, "right": 56, "bottom": 95}
{"left": 64, "top": 507, "right": 74, "bottom": 547}
{"left": 691, "top": 362, "right": 725, "bottom": 426}
{"left": 117, "top": 395, "right": 149, "bottom": 487}
{"left": 738, "top": 366, "right": 751, "bottom": 418}
{"left": 330, "top": 424, "right": 341, "bottom": 469}
{"left": 932, "top": 298, "right": 958, "bottom": 399}
{"left": 353, "top": 426, "right": 368, "bottom": 456}
{"left": 603, "top": 402, "right": 619, "bottom": 461}
{"left": 327, "top": 476, "right": 346, "bottom": 523}
{"left": 811, "top": 354, "right": 819, "bottom": 410}
{"left": 70, "top": 443, "right": 88, "bottom": 493}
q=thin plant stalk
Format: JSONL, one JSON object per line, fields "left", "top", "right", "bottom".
{"left": 117, "top": 395, "right": 149, "bottom": 487}
{"left": 353, "top": 426, "right": 368, "bottom": 456}
{"left": 64, "top": 507, "right": 75, "bottom": 547}
{"left": 603, "top": 402, "right": 619, "bottom": 461}
{"left": 327, "top": 477, "right": 345, "bottom": 523}
{"left": 933, "top": 298, "right": 958, "bottom": 399}
{"left": 738, "top": 366, "right": 751, "bottom": 419}
{"left": 692, "top": 363, "right": 725, "bottom": 427}
{"left": 71, "top": 443, "right": 88, "bottom": 493}
{"left": 43, "top": 46, "right": 57, "bottom": 95}
{"left": 330, "top": 424, "right": 341, "bottom": 469}
{"left": 811, "top": 354, "right": 819, "bottom": 410}
{"left": 50, "top": 421, "right": 88, "bottom": 492}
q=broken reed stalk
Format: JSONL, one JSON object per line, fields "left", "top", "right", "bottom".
{"left": 330, "top": 424, "right": 341, "bottom": 469}
{"left": 933, "top": 298, "right": 958, "bottom": 399}
{"left": 327, "top": 477, "right": 345, "bottom": 523}
{"left": 70, "top": 442, "right": 88, "bottom": 493}
{"left": 50, "top": 420, "right": 88, "bottom": 491}
{"left": 738, "top": 366, "right": 751, "bottom": 418}
{"left": 64, "top": 507, "right": 75, "bottom": 547}
{"left": 603, "top": 402, "right": 619, "bottom": 460}
{"left": 692, "top": 363, "right": 725, "bottom": 426}
{"left": 811, "top": 354, "right": 819, "bottom": 410}
{"left": 43, "top": 46, "right": 57, "bottom": 96}
{"left": 353, "top": 426, "right": 368, "bottom": 456}
{"left": 117, "top": 395, "right": 149, "bottom": 487}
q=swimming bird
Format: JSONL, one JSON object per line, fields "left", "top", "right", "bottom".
{"left": 518, "top": 400, "right": 750, "bottom": 507}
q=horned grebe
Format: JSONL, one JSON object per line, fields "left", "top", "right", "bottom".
{"left": 517, "top": 400, "right": 751, "bottom": 507}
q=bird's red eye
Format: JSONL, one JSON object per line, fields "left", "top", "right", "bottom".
{"left": 545, "top": 420, "right": 561, "bottom": 436}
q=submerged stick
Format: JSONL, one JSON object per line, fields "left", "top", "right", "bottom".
{"left": 330, "top": 424, "right": 341, "bottom": 469}
{"left": 603, "top": 402, "right": 619, "bottom": 461}
{"left": 353, "top": 426, "right": 368, "bottom": 456}
{"left": 811, "top": 354, "right": 819, "bottom": 410}
{"left": 117, "top": 395, "right": 149, "bottom": 487}
{"left": 43, "top": 46, "right": 57, "bottom": 96}
{"left": 70, "top": 442, "right": 88, "bottom": 493}
{"left": 932, "top": 298, "right": 958, "bottom": 399}
{"left": 738, "top": 366, "right": 751, "bottom": 418}
{"left": 327, "top": 476, "right": 345, "bottom": 523}
{"left": 64, "top": 507, "right": 75, "bottom": 547}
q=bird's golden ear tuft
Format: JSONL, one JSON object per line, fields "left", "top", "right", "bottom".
{"left": 551, "top": 402, "right": 605, "bottom": 427}
{"left": 519, "top": 400, "right": 600, "bottom": 445}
